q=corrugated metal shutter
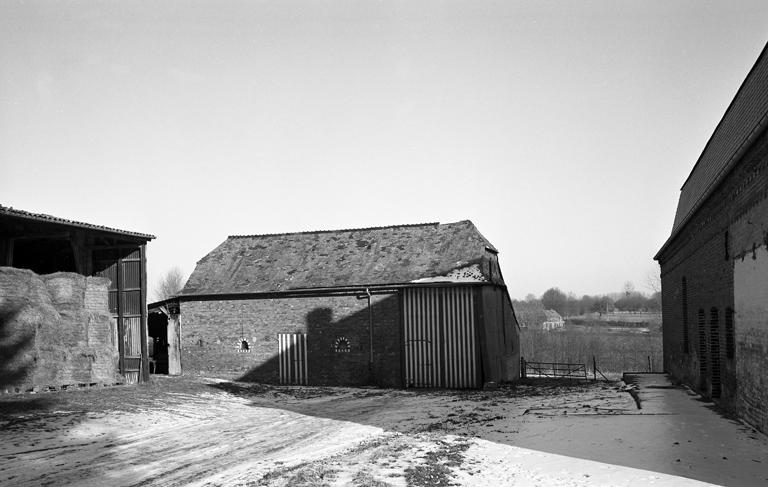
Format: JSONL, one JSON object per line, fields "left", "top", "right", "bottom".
{"left": 94, "top": 248, "right": 144, "bottom": 384}
{"left": 278, "top": 333, "right": 307, "bottom": 385}
{"left": 403, "top": 287, "right": 478, "bottom": 388}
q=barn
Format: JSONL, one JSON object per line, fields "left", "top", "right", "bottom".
{"left": 151, "top": 220, "right": 520, "bottom": 388}
{"left": 0, "top": 205, "right": 154, "bottom": 388}
{"left": 654, "top": 43, "right": 768, "bottom": 432}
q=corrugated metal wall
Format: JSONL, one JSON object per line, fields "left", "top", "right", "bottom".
{"left": 94, "top": 248, "right": 145, "bottom": 384}
{"left": 278, "top": 333, "right": 308, "bottom": 385}
{"left": 403, "top": 287, "right": 478, "bottom": 388}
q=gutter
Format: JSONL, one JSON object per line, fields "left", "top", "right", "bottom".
{"left": 167, "top": 281, "right": 502, "bottom": 305}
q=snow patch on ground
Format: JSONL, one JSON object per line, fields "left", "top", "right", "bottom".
{"left": 454, "top": 438, "right": 717, "bottom": 486}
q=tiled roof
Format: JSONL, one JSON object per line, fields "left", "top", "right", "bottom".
{"left": 669, "top": 42, "right": 768, "bottom": 241}
{"left": 511, "top": 301, "right": 547, "bottom": 327}
{"left": 543, "top": 309, "right": 563, "bottom": 322}
{"left": 0, "top": 205, "right": 155, "bottom": 240}
{"left": 182, "top": 220, "right": 501, "bottom": 295}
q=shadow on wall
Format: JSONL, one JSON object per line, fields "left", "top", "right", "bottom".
{"left": 0, "top": 304, "right": 36, "bottom": 391}
{"left": 237, "top": 294, "right": 401, "bottom": 387}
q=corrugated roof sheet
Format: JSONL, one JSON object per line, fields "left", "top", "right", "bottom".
{"left": 0, "top": 205, "right": 155, "bottom": 240}
{"left": 182, "top": 220, "right": 501, "bottom": 295}
{"left": 670, "top": 42, "right": 768, "bottom": 238}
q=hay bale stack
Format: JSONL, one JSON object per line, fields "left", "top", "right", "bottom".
{"left": 0, "top": 267, "right": 120, "bottom": 391}
{"left": 84, "top": 276, "right": 119, "bottom": 382}
{"left": 0, "top": 267, "right": 56, "bottom": 390}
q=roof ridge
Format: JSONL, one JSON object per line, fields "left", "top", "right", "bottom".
{"left": 228, "top": 221, "right": 452, "bottom": 239}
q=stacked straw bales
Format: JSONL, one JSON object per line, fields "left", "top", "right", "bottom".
{"left": 0, "top": 267, "right": 120, "bottom": 392}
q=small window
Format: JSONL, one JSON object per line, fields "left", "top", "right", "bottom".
{"left": 724, "top": 231, "right": 730, "bottom": 260}
{"left": 333, "top": 336, "right": 351, "bottom": 353}
{"left": 698, "top": 309, "right": 707, "bottom": 376}
{"left": 709, "top": 307, "right": 721, "bottom": 398}
{"left": 725, "top": 308, "right": 735, "bottom": 359}
{"left": 682, "top": 277, "right": 689, "bottom": 354}
{"left": 239, "top": 339, "right": 250, "bottom": 352}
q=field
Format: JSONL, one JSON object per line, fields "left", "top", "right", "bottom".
{"left": 519, "top": 316, "right": 663, "bottom": 377}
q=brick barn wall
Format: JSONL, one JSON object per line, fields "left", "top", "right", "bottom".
{"left": 659, "top": 127, "right": 768, "bottom": 432}
{"left": 179, "top": 293, "right": 402, "bottom": 387}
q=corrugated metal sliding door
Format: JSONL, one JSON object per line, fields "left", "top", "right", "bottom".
{"left": 278, "top": 333, "right": 308, "bottom": 385}
{"left": 120, "top": 250, "right": 143, "bottom": 384}
{"left": 403, "top": 287, "right": 478, "bottom": 388}
{"left": 94, "top": 248, "right": 144, "bottom": 384}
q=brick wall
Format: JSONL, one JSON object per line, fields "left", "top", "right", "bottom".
{"left": 659, "top": 127, "right": 768, "bottom": 432}
{"left": 179, "top": 293, "right": 402, "bottom": 387}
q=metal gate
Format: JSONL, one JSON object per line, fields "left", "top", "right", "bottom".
{"left": 278, "top": 333, "right": 308, "bottom": 385}
{"left": 403, "top": 287, "right": 478, "bottom": 388}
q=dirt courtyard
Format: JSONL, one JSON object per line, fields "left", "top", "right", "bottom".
{"left": 1, "top": 374, "right": 766, "bottom": 486}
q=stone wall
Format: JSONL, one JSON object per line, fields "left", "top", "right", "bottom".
{"left": 0, "top": 267, "right": 120, "bottom": 392}
{"left": 179, "top": 293, "right": 402, "bottom": 387}
{"left": 659, "top": 127, "right": 768, "bottom": 432}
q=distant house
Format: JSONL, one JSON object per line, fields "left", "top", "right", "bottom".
{"left": 513, "top": 302, "right": 564, "bottom": 331}
{"left": 541, "top": 310, "right": 565, "bottom": 330}
{"left": 150, "top": 221, "right": 520, "bottom": 388}
{"left": 0, "top": 205, "right": 154, "bottom": 387}
{"left": 654, "top": 43, "right": 768, "bottom": 433}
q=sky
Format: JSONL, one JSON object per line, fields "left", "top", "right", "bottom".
{"left": 1, "top": 1, "right": 767, "bottom": 300}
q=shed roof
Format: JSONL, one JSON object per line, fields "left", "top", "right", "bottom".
{"left": 0, "top": 205, "right": 155, "bottom": 241}
{"left": 182, "top": 220, "right": 501, "bottom": 295}
{"left": 658, "top": 42, "right": 768, "bottom": 258}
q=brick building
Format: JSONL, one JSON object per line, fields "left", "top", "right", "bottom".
{"left": 1, "top": 205, "right": 154, "bottom": 386}
{"left": 151, "top": 220, "right": 520, "bottom": 388}
{"left": 654, "top": 43, "right": 768, "bottom": 432}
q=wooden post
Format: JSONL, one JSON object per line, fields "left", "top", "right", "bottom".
{"left": 5, "top": 238, "right": 13, "bottom": 266}
{"left": 593, "top": 356, "right": 597, "bottom": 381}
{"left": 140, "top": 244, "right": 149, "bottom": 383}
{"left": 116, "top": 254, "right": 125, "bottom": 376}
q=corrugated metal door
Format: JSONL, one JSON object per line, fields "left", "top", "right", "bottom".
{"left": 94, "top": 248, "right": 143, "bottom": 384}
{"left": 120, "top": 250, "right": 143, "bottom": 383}
{"left": 278, "top": 333, "right": 307, "bottom": 385}
{"left": 403, "top": 287, "right": 478, "bottom": 388}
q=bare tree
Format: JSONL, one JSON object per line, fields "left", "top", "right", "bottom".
{"left": 645, "top": 267, "right": 661, "bottom": 295}
{"left": 154, "top": 266, "right": 186, "bottom": 302}
{"left": 623, "top": 281, "right": 635, "bottom": 297}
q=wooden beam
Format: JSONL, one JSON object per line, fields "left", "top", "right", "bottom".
{"left": 2, "top": 239, "right": 12, "bottom": 266}
{"left": 140, "top": 244, "right": 149, "bottom": 383}
{"left": 9, "top": 232, "right": 71, "bottom": 241}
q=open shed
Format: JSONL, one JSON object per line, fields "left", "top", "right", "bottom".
{"left": 0, "top": 205, "right": 154, "bottom": 386}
